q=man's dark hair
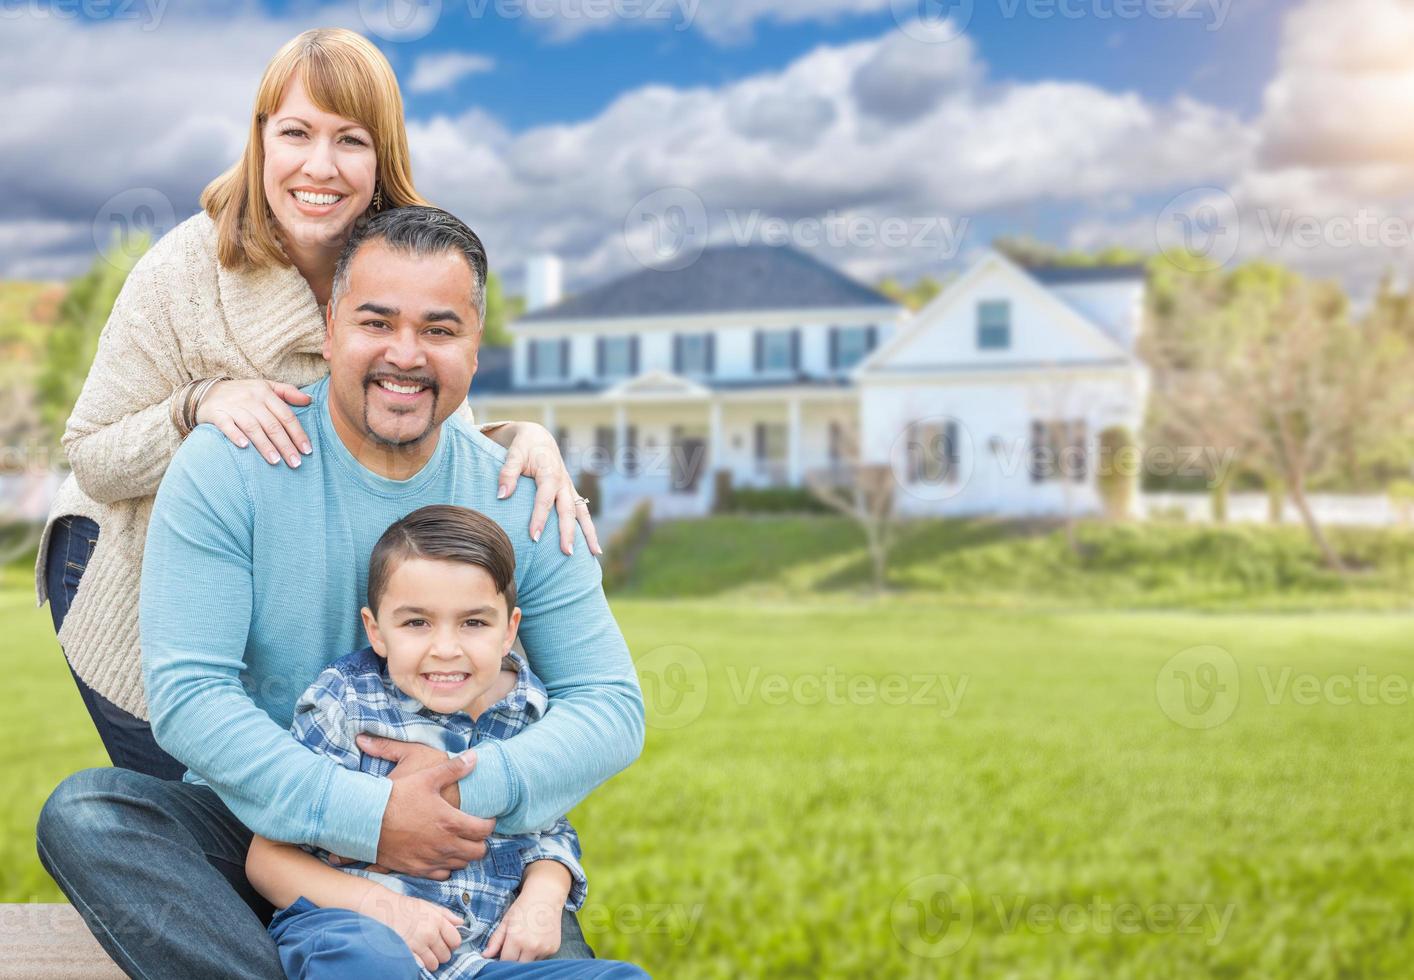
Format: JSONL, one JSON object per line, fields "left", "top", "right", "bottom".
{"left": 331, "top": 205, "right": 489, "bottom": 325}
{"left": 367, "top": 504, "right": 516, "bottom": 615}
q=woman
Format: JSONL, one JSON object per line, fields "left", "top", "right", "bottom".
{"left": 36, "top": 28, "right": 598, "bottom": 781}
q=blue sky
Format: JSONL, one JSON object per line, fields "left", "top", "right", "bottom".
{"left": 324, "top": 0, "right": 1288, "bottom": 129}
{"left": 4, "top": 0, "right": 1409, "bottom": 298}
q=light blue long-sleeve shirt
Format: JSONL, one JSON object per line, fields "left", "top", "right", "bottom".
{"left": 139, "top": 374, "right": 644, "bottom": 863}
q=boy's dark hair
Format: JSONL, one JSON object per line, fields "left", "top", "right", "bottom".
{"left": 367, "top": 505, "right": 516, "bottom": 615}
{"left": 331, "top": 205, "right": 490, "bottom": 324}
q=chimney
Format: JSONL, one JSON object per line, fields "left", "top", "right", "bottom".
{"left": 525, "top": 253, "right": 563, "bottom": 312}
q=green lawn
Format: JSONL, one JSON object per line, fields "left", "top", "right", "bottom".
{"left": 5, "top": 582, "right": 1412, "bottom": 977}
{"left": 618, "top": 516, "right": 1414, "bottom": 611}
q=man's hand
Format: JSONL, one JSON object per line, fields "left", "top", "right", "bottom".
{"left": 373, "top": 750, "right": 495, "bottom": 879}
{"left": 358, "top": 734, "right": 461, "bottom": 808}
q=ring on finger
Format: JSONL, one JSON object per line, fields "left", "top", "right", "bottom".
{"left": 573, "top": 495, "right": 590, "bottom": 508}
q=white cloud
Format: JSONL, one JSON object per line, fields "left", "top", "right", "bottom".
{"left": 405, "top": 27, "right": 1248, "bottom": 290}
{"left": 407, "top": 52, "right": 496, "bottom": 93}
{"left": 535, "top": 0, "right": 894, "bottom": 45}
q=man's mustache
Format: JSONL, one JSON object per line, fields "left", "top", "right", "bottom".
{"left": 366, "top": 372, "right": 439, "bottom": 396}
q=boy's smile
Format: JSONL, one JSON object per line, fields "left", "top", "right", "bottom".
{"left": 360, "top": 557, "right": 521, "bottom": 717}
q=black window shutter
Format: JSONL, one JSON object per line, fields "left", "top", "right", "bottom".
{"left": 790, "top": 329, "right": 801, "bottom": 371}
{"left": 528, "top": 340, "right": 539, "bottom": 380}
{"left": 630, "top": 336, "right": 640, "bottom": 373}
{"left": 1073, "top": 419, "right": 1087, "bottom": 483}
{"left": 866, "top": 325, "right": 878, "bottom": 352}
{"left": 829, "top": 327, "right": 839, "bottom": 370}
{"left": 754, "top": 423, "right": 765, "bottom": 461}
{"left": 672, "top": 335, "right": 682, "bottom": 373}
{"left": 559, "top": 338, "right": 570, "bottom": 379}
{"left": 1030, "top": 420, "right": 1044, "bottom": 483}
{"left": 595, "top": 337, "right": 605, "bottom": 376}
{"left": 753, "top": 331, "right": 763, "bottom": 372}
{"left": 706, "top": 333, "right": 716, "bottom": 374}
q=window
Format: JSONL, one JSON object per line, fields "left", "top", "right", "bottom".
{"left": 830, "top": 326, "right": 877, "bottom": 370}
{"left": 1029, "top": 419, "right": 1087, "bottom": 483}
{"left": 528, "top": 338, "right": 569, "bottom": 381}
{"left": 674, "top": 333, "right": 714, "bottom": 375}
{"left": 977, "top": 301, "right": 1010, "bottom": 350}
{"left": 754, "top": 329, "right": 798, "bottom": 372}
{"left": 906, "top": 421, "right": 960, "bottom": 485}
{"left": 596, "top": 336, "right": 637, "bottom": 378}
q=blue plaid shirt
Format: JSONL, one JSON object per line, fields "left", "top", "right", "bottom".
{"left": 288, "top": 647, "right": 588, "bottom": 979}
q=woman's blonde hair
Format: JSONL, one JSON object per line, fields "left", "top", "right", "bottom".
{"left": 201, "top": 28, "right": 430, "bottom": 269}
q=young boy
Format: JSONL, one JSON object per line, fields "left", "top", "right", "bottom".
{"left": 246, "top": 504, "right": 648, "bottom": 979}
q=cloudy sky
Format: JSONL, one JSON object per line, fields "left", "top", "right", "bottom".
{"left": 4, "top": 0, "right": 1411, "bottom": 298}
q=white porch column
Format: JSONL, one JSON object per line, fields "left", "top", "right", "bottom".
{"left": 708, "top": 400, "right": 723, "bottom": 476}
{"left": 787, "top": 397, "right": 802, "bottom": 486}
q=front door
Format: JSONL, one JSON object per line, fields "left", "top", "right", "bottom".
{"left": 670, "top": 425, "right": 707, "bottom": 493}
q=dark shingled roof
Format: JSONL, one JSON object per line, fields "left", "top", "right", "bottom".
{"left": 518, "top": 244, "right": 898, "bottom": 323}
{"left": 1024, "top": 264, "right": 1147, "bottom": 285}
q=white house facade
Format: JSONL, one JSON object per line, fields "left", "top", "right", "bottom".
{"left": 467, "top": 246, "right": 1148, "bottom": 527}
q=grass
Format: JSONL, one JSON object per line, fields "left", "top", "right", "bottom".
{"left": 5, "top": 574, "right": 1412, "bottom": 976}
{"left": 617, "top": 516, "right": 1414, "bottom": 610}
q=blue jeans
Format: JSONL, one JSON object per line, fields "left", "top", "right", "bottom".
{"left": 38, "top": 771, "right": 602, "bottom": 978}
{"left": 270, "top": 897, "right": 647, "bottom": 979}
{"left": 44, "top": 514, "right": 185, "bottom": 780}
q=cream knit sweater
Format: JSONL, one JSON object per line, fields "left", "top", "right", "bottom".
{"left": 34, "top": 212, "right": 480, "bottom": 720}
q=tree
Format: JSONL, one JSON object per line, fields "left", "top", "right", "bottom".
{"left": 37, "top": 235, "right": 147, "bottom": 450}
{"left": 481, "top": 270, "right": 517, "bottom": 348}
{"left": 877, "top": 275, "right": 945, "bottom": 311}
{"left": 804, "top": 425, "right": 899, "bottom": 593}
{"left": 1144, "top": 260, "right": 1412, "bottom": 570}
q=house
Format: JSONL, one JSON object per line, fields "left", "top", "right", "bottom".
{"left": 467, "top": 245, "right": 1148, "bottom": 527}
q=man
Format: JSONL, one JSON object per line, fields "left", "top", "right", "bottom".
{"left": 37, "top": 207, "right": 645, "bottom": 979}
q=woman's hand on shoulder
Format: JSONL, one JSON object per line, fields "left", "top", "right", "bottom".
{"left": 493, "top": 422, "right": 602, "bottom": 557}
{"left": 196, "top": 379, "right": 314, "bottom": 468}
